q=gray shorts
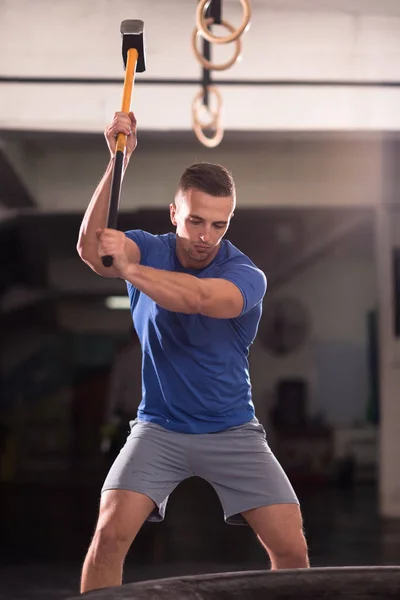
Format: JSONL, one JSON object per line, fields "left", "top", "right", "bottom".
{"left": 102, "top": 418, "right": 299, "bottom": 525}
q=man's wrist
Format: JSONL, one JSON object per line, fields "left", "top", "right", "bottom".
{"left": 120, "top": 261, "right": 138, "bottom": 281}
{"left": 109, "top": 151, "right": 133, "bottom": 164}
{"left": 124, "top": 152, "right": 133, "bottom": 167}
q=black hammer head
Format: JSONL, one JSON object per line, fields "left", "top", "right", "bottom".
{"left": 120, "top": 19, "right": 146, "bottom": 73}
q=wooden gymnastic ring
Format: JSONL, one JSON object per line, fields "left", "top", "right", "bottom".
{"left": 191, "top": 85, "right": 222, "bottom": 130}
{"left": 192, "top": 18, "right": 242, "bottom": 71}
{"left": 193, "top": 117, "right": 224, "bottom": 149}
{"left": 196, "top": 0, "right": 251, "bottom": 45}
{"left": 192, "top": 87, "right": 224, "bottom": 148}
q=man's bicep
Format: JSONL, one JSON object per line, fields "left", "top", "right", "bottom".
{"left": 200, "top": 279, "right": 245, "bottom": 319}
{"left": 218, "top": 264, "right": 267, "bottom": 316}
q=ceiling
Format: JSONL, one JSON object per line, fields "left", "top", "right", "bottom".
{"left": 256, "top": 0, "right": 400, "bottom": 16}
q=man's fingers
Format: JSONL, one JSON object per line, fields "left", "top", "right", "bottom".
{"left": 99, "top": 228, "right": 119, "bottom": 237}
{"left": 97, "top": 229, "right": 125, "bottom": 257}
{"left": 114, "top": 111, "right": 131, "bottom": 119}
{"left": 106, "top": 113, "right": 136, "bottom": 149}
{"left": 113, "top": 112, "right": 136, "bottom": 131}
{"left": 114, "top": 110, "right": 136, "bottom": 121}
{"left": 110, "top": 124, "right": 131, "bottom": 137}
{"left": 97, "top": 247, "right": 108, "bottom": 258}
{"left": 97, "top": 240, "right": 115, "bottom": 257}
{"left": 113, "top": 113, "right": 132, "bottom": 125}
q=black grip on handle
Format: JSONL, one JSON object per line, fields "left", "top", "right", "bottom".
{"left": 101, "top": 256, "right": 114, "bottom": 267}
{"left": 102, "top": 150, "right": 124, "bottom": 267}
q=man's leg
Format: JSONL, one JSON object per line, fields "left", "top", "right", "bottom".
{"left": 81, "top": 489, "right": 155, "bottom": 592}
{"left": 192, "top": 418, "right": 309, "bottom": 569}
{"left": 81, "top": 420, "right": 192, "bottom": 593}
{"left": 242, "top": 503, "right": 309, "bottom": 569}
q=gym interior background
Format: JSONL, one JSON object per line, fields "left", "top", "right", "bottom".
{"left": 1, "top": 0, "right": 400, "bottom": 598}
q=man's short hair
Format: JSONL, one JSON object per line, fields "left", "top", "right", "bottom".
{"left": 177, "top": 163, "right": 235, "bottom": 199}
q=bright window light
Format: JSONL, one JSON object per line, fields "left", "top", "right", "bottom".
{"left": 105, "top": 296, "right": 130, "bottom": 310}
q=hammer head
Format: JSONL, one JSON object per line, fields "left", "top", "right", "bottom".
{"left": 120, "top": 19, "right": 146, "bottom": 73}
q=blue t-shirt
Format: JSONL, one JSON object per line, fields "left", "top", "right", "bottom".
{"left": 125, "top": 230, "right": 267, "bottom": 434}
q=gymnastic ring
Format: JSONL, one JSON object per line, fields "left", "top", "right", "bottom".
{"left": 191, "top": 85, "right": 222, "bottom": 130}
{"left": 192, "top": 18, "right": 242, "bottom": 71}
{"left": 192, "top": 86, "right": 224, "bottom": 148}
{"left": 196, "top": 0, "right": 251, "bottom": 45}
{"left": 193, "top": 116, "right": 224, "bottom": 148}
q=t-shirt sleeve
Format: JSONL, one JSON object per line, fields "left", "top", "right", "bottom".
{"left": 220, "top": 262, "right": 267, "bottom": 316}
{"left": 124, "top": 229, "right": 151, "bottom": 265}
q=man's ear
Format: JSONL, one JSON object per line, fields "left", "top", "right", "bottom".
{"left": 170, "top": 203, "right": 177, "bottom": 226}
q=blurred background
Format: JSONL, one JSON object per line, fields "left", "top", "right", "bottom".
{"left": 1, "top": 0, "right": 400, "bottom": 598}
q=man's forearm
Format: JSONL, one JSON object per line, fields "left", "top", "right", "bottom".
{"left": 124, "top": 263, "right": 206, "bottom": 314}
{"left": 77, "top": 155, "right": 130, "bottom": 258}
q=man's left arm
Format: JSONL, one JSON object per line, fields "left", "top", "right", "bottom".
{"left": 122, "top": 262, "right": 266, "bottom": 318}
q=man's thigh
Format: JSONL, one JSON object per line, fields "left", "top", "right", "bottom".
{"left": 242, "top": 502, "right": 308, "bottom": 562}
{"left": 191, "top": 419, "right": 299, "bottom": 524}
{"left": 102, "top": 420, "right": 192, "bottom": 521}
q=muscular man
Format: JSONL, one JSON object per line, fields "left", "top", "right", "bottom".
{"left": 77, "top": 111, "right": 309, "bottom": 593}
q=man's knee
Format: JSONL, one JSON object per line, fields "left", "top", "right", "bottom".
{"left": 287, "top": 535, "right": 309, "bottom": 564}
{"left": 270, "top": 533, "right": 309, "bottom": 567}
{"left": 87, "top": 488, "right": 155, "bottom": 566}
{"left": 90, "top": 523, "right": 133, "bottom": 563}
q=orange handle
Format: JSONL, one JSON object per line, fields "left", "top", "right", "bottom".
{"left": 116, "top": 47, "right": 139, "bottom": 153}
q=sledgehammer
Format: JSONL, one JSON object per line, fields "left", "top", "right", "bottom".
{"left": 102, "top": 19, "right": 146, "bottom": 267}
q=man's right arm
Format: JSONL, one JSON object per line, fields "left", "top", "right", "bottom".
{"left": 76, "top": 111, "right": 140, "bottom": 278}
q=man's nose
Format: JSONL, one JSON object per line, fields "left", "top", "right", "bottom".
{"left": 199, "top": 227, "right": 211, "bottom": 243}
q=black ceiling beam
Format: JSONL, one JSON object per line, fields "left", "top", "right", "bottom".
{"left": 0, "top": 147, "right": 35, "bottom": 208}
{"left": 1, "top": 75, "right": 400, "bottom": 87}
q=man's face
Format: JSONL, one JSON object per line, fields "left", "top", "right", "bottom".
{"left": 170, "top": 188, "right": 234, "bottom": 267}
